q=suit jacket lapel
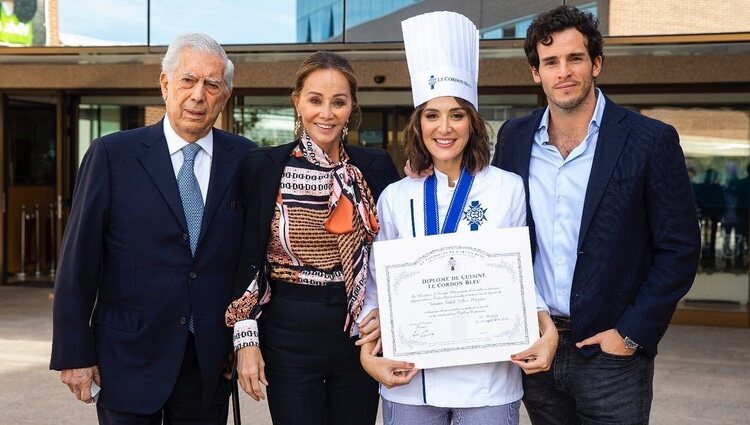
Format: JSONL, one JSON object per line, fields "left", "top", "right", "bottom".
{"left": 577, "top": 97, "right": 629, "bottom": 249}
{"left": 137, "top": 121, "right": 188, "bottom": 231}
{"left": 511, "top": 109, "right": 543, "bottom": 254}
{"left": 198, "top": 130, "right": 240, "bottom": 245}
{"left": 256, "top": 143, "right": 297, "bottom": 252}
{"left": 515, "top": 110, "right": 542, "bottom": 184}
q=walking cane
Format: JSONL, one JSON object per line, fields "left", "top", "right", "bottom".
{"left": 231, "top": 359, "right": 242, "bottom": 425}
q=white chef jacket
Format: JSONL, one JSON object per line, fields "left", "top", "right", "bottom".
{"left": 359, "top": 165, "right": 527, "bottom": 408}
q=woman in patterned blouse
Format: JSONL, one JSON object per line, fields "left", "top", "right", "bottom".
{"left": 225, "top": 51, "right": 400, "bottom": 424}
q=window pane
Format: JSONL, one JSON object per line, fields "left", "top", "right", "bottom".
{"left": 297, "top": 0, "right": 344, "bottom": 42}
{"left": 6, "top": 99, "right": 55, "bottom": 185}
{"left": 77, "top": 102, "right": 150, "bottom": 164}
{"left": 56, "top": 0, "right": 297, "bottom": 46}
{"left": 234, "top": 104, "right": 295, "bottom": 147}
{"left": 57, "top": 0, "right": 148, "bottom": 46}
{"left": 149, "top": 0, "right": 297, "bottom": 45}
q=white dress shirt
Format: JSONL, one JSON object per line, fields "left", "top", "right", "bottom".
{"left": 529, "top": 88, "right": 606, "bottom": 317}
{"left": 163, "top": 115, "right": 212, "bottom": 203}
{"left": 360, "top": 166, "right": 527, "bottom": 408}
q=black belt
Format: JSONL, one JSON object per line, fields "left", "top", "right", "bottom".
{"left": 551, "top": 315, "right": 572, "bottom": 331}
{"left": 270, "top": 280, "right": 346, "bottom": 305}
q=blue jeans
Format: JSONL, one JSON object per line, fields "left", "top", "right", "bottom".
{"left": 382, "top": 398, "right": 520, "bottom": 425}
{"left": 522, "top": 331, "right": 654, "bottom": 425}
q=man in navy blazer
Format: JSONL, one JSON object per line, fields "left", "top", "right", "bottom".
{"left": 493, "top": 6, "right": 700, "bottom": 425}
{"left": 50, "top": 33, "right": 256, "bottom": 424}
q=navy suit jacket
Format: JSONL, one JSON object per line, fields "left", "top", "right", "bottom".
{"left": 492, "top": 96, "right": 700, "bottom": 358}
{"left": 50, "top": 121, "right": 256, "bottom": 413}
{"left": 230, "top": 141, "right": 400, "bottom": 300}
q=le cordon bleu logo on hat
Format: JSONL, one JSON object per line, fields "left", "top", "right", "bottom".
{"left": 402, "top": 11, "right": 479, "bottom": 109}
{"left": 428, "top": 74, "right": 473, "bottom": 91}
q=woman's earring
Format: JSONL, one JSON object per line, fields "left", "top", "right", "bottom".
{"left": 294, "top": 114, "right": 302, "bottom": 135}
{"left": 342, "top": 120, "right": 349, "bottom": 139}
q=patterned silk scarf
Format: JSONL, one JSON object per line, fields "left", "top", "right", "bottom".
{"left": 298, "top": 133, "right": 380, "bottom": 334}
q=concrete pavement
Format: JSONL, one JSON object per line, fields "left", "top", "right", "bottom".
{"left": 1, "top": 285, "right": 748, "bottom": 424}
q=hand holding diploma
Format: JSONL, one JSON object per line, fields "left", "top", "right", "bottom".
{"left": 360, "top": 339, "right": 420, "bottom": 389}
{"left": 510, "top": 311, "right": 558, "bottom": 374}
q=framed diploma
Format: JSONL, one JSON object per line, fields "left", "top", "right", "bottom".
{"left": 373, "top": 227, "right": 538, "bottom": 369}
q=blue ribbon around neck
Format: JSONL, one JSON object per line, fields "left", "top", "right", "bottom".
{"left": 424, "top": 168, "right": 474, "bottom": 236}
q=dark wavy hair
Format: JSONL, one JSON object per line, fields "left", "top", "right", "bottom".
{"left": 403, "top": 97, "right": 490, "bottom": 176}
{"left": 291, "top": 51, "right": 361, "bottom": 137}
{"left": 524, "top": 5, "right": 604, "bottom": 69}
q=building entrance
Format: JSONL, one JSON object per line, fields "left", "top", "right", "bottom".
{"left": 4, "top": 96, "right": 57, "bottom": 283}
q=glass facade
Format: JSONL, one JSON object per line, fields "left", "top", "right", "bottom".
{"left": 56, "top": 0, "right": 297, "bottom": 46}
{"left": 5, "top": 0, "right": 745, "bottom": 47}
{"left": 233, "top": 105, "right": 296, "bottom": 147}
{"left": 296, "top": 0, "right": 344, "bottom": 43}
{"left": 77, "top": 105, "right": 126, "bottom": 164}
{"left": 56, "top": 0, "right": 147, "bottom": 46}
{"left": 296, "top": 0, "right": 423, "bottom": 42}
{"left": 76, "top": 102, "right": 149, "bottom": 164}
{"left": 480, "top": 3, "right": 597, "bottom": 40}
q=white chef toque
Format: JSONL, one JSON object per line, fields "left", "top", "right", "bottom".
{"left": 401, "top": 11, "right": 479, "bottom": 110}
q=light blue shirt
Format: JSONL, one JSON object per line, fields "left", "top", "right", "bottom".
{"left": 529, "top": 89, "right": 606, "bottom": 316}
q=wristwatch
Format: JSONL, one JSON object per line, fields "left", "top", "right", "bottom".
{"left": 617, "top": 329, "right": 639, "bottom": 350}
{"left": 623, "top": 336, "right": 639, "bottom": 350}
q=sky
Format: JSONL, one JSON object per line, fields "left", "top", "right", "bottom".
{"left": 58, "top": 0, "right": 298, "bottom": 46}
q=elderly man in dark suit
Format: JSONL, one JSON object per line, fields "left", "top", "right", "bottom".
{"left": 50, "top": 32, "right": 256, "bottom": 424}
{"left": 494, "top": 6, "right": 701, "bottom": 425}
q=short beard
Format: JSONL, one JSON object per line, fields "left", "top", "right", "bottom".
{"left": 554, "top": 94, "right": 587, "bottom": 111}
{"left": 548, "top": 79, "right": 595, "bottom": 112}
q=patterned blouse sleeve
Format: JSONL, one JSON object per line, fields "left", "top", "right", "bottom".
{"left": 225, "top": 271, "right": 271, "bottom": 351}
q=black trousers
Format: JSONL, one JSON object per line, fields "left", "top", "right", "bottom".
{"left": 261, "top": 281, "right": 379, "bottom": 425}
{"left": 96, "top": 334, "right": 230, "bottom": 425}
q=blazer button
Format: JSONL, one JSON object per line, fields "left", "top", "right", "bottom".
{"left": 182, "top": 233, "right": 189, "bottom": 241}
{"left": 189, "top": 272, "right": 197, "bottom": 279}
{"left": 179, "top": 317, "right": 187, "bottom": 325}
